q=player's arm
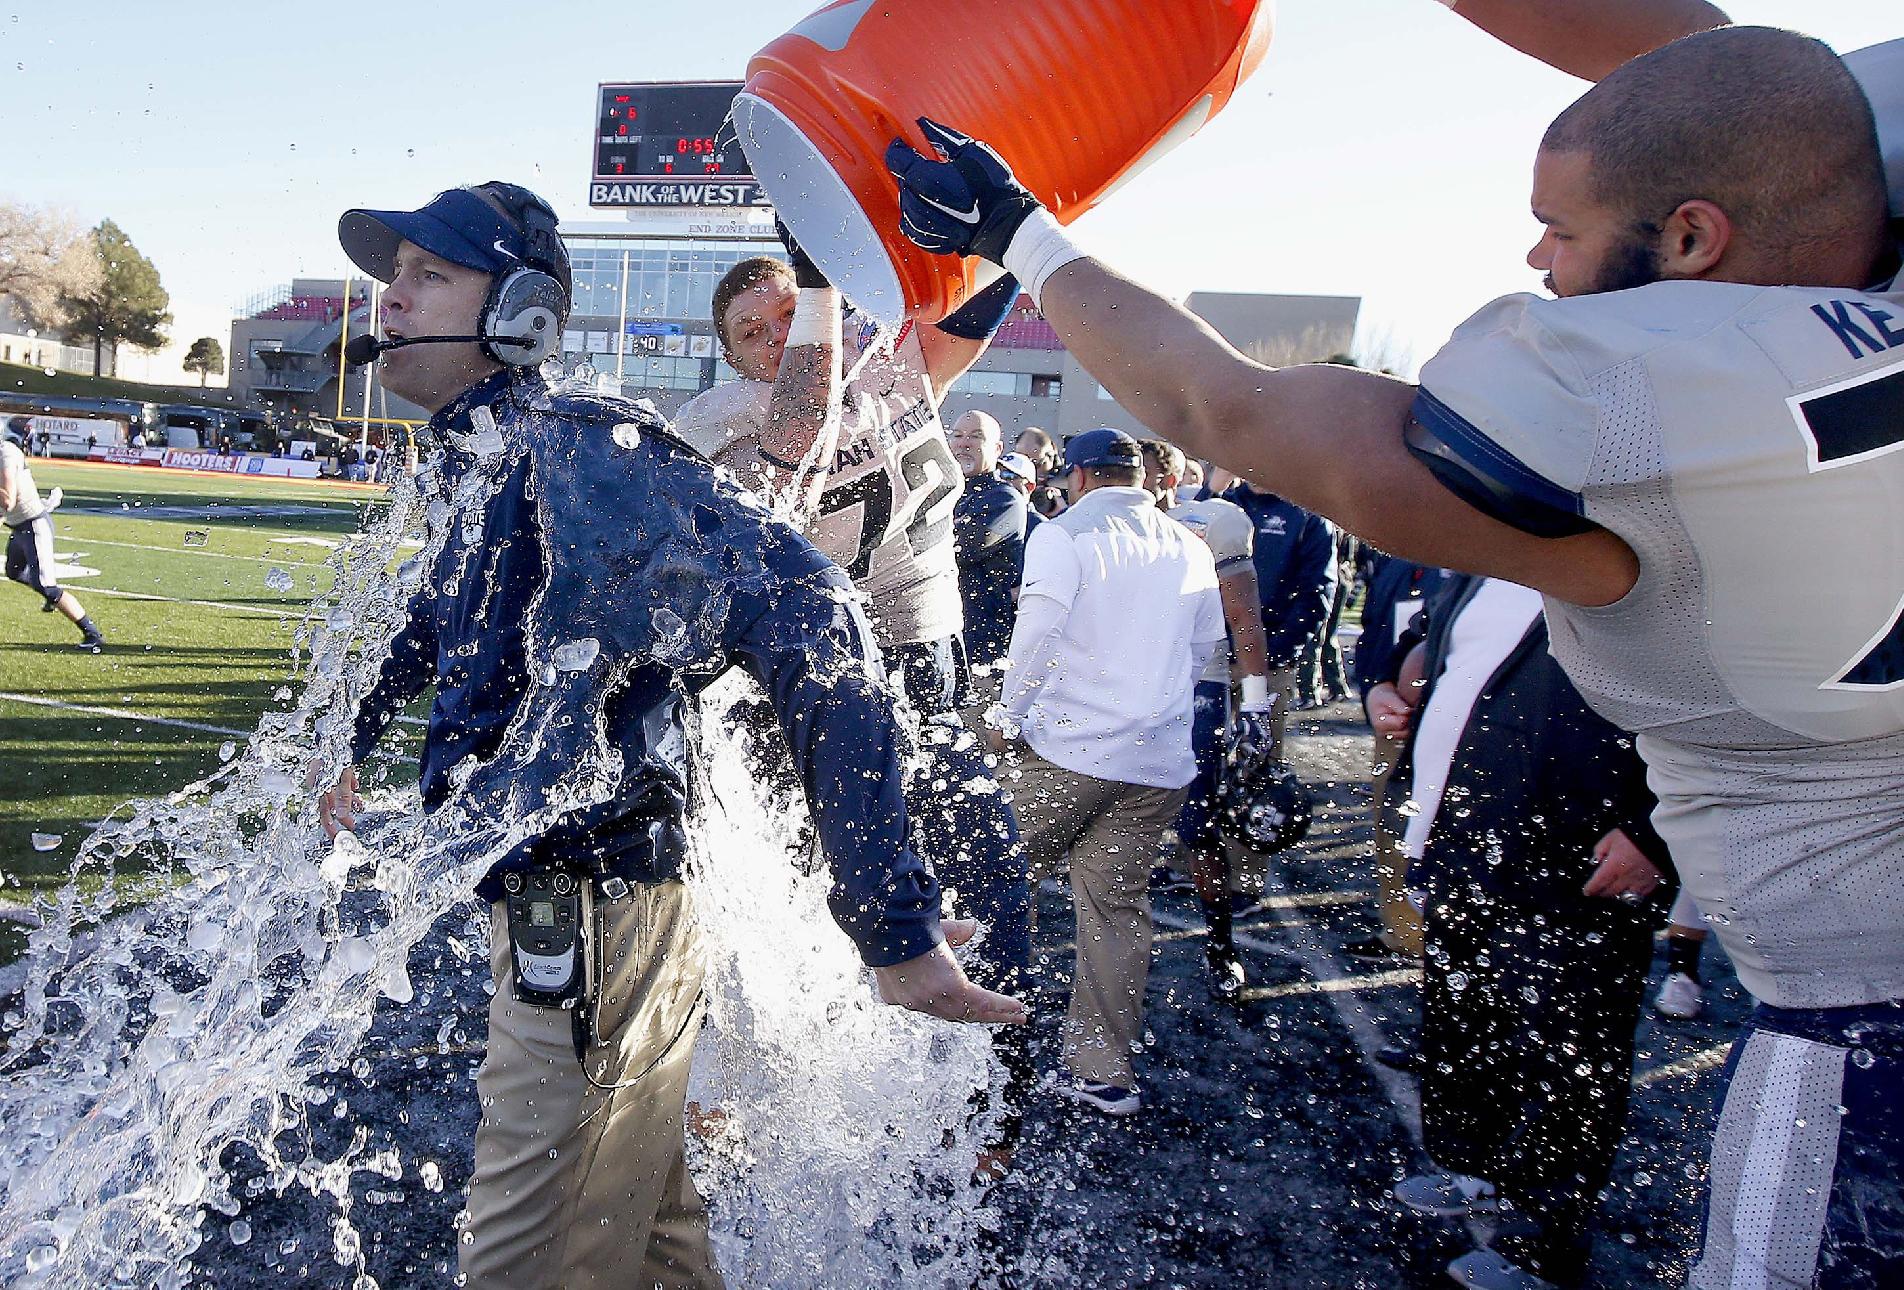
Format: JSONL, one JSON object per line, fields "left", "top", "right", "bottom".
{"left": 916, "top": 273, "right": 1022, "bottom": 401}
{"left": 755, "top": 229, "right": 843, "bottom": 516}
{"left": 1441, "top": 0, "right": 1728, "bottom": 82}
{"left": 989, "top": 523, "right": 1077, "bottom": 743}
{"left": 0, "top": 464, "right": 15, "bottom": 513}
{"left": 1218, "top": 567, "right": 1270, "bottom": 689}
{"left": 886, "top": 123, "right": 1639, "bottom": 608}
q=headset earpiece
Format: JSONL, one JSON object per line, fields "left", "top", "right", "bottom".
{"left": 470, "top": 183, "right": 571, "bottom": 367}
{"left": 483, "top": 268, "right": 565, "bottom": 366}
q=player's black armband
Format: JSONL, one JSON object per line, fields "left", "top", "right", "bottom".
{"left": 1403, "top": 389, "right": 1595, "bottom": 540}
{"left": 935, "top": 273, "right": 1020, "bottom": 341}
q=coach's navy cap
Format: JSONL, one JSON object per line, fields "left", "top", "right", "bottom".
{"left": 338, "top": 185, "right": 571, "bottom": 297}
{"left": 1063, "top": 427, "right": 1143, "bottom": 472}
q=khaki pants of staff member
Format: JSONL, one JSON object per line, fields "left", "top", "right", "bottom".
{"left": 463, "top": 880, "right": 723, "bottom": 1290}
{"left": 1005, "top": 746, "right": 1187, "bottom": 1089}
{"left": 1227, "top": 665, "right": 1299, "bottom": 898}
{"left": 1370, "top": 731, "right": 1423, "bottom": 956}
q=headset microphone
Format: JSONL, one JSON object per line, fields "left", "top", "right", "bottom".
{"left": 344, "top": 332, "right": 533, "bottom": 367}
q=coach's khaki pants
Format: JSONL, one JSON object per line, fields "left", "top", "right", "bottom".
{"left": 463, "top": 881, "right": 722, "bottom": 1290}
{"left": 1370, "top": 731, "right": 1423, "bottom": 956}
{"left": 1006, "top": 747, "right": 1186, "bottom": 1088}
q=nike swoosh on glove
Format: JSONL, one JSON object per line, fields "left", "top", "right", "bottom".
{"left": 885, "top": 117, "right": 1043, "bottom": 264}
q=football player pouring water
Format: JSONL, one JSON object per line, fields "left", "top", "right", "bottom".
{"left": 887, "top": 23, "right": 1903, "bottom": 1290}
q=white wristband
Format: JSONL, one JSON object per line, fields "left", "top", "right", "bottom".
{"left": 1002, "top": 208, "right": 1087, "bottom": 310}
{"left": 785, "top": 287, "right": 841, "bottom": 350}
{"left": 1239, "top": 675, "right": 1273, "bottom": 713}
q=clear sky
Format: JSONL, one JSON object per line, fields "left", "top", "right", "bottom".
{"left": 0, "top": 1, "right": 1893, "bottom": 384}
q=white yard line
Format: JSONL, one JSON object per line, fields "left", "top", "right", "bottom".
{"left": 1150, "top": 876, "right": 1426, "bottom": 1148}
{"left": 1632, "top": 1041, "right": 1736, "bottom": 1089}
{"left": 1239, "top": 966, "right": 1422, "bottom": 1001}
{"left": 0, "top": 691, "right": 428, "bottom": 735}
{"left": 80, "top": 587, "right": 295, "bottom": 617}
{"left": 69, "top": 536, "right": 331, "bottom": 568}
{"left": 0, "top": 692, "right": 249, "bottom": 736}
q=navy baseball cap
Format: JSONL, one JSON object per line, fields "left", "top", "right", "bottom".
{"left": 338, "top": 184, "right": 572, "bottom": 299}
{"left": 1062, "top": 427, "right": 1143, "bottom": 472}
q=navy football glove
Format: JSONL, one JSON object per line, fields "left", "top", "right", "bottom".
{"left": 774, "top": 217, "right": 829, "bottom": 289}
{"left": 885, "top": 117, "right": 1043, "bottom": 265}
{"left": 1228, "top": 708, "right": 1279, "bottom": 782}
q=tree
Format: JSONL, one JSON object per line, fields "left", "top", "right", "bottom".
{"left": 183, "top": 337, "right": 226, "bottom": 387}
{"left": 0, "top": 202, "right": 101, "bottom": 330}
{"left": 57, "top": 219, "right": 171, "bottom": 376}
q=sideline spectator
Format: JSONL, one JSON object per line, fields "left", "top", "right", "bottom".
{"left": 1177, "top": 457, "right": 1207, "bottom": 502}
{"left": 1382, "top": 574, "right": 1671, "bottom": 1288}
{"left": 1013, "top": 425, "right": 1060, "bottom": 480}
{"left": 1139, "top": 438, "right": 1277, "bottom": 999}
{"left": 1347, "top": 551, "right": 1453, "bottom": 961}
{"left": 1298, "top": 528, "right": 1358, "bottom": 706}
{"left": 989, "top": 428, "right": 1224, "bottom": 1116}
{"left": 948, "top": 410, "right": 1026, "bottom": 675}
{"left": 996, "top": 451, "right": 1041, "bottom": 537}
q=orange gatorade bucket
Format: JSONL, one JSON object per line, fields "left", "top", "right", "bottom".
{"left": 733, "top": 0, "right": 1274, "bottom": 326}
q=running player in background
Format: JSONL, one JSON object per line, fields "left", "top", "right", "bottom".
{"left": 886, "top": 23, "right": 1902, "bottom": 1289}
{"left": 2, "top": 417, "right": 104, "bottom": 652}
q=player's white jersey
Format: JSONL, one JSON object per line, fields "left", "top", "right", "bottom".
{"left": 1170, "top": 494, "right": 1254, "bottom": 684}
{"left": 1419, "top": 278, "right": 1904, "bottom": 1008}
{"left": 1, "top": 441, "right": 47, "bottom": 527}
{"left": 1847, "top": 37, "right": 1904, "bottom": 218}
{"left": 673, "top": 320, "right": 964, "bottom": 650}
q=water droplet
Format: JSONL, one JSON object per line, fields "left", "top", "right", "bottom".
{"left": 264, "top": 567, "right": 294, "bottom": 593}
{"left": 551, "top": 637, "right": 601, "bottom": 673}
{"left": 421, "top": 1161, "right": 444, "bottom": 1192}
{"left": 218, "top": 741, "right": 237, "bottom": 761}
{"left": 25, "top": 1246, "right": 57, "bottom": 1273}
{"left": 227, "top": 1219, "right": 251, "bottom": 1246}
{"left": 1447, "top": 971, "right": 1469, "bottom": 992}
{"left": 30, "top": 832, "right": 61, "bottom": 851}
{"left": 1851, "top": 1048, "right": 1875, "bottom": 1070}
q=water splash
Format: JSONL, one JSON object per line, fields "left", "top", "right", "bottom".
{"left": 0, "top": 403, "right": 1001, "bottom": 1287}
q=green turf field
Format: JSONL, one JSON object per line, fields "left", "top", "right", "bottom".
{"left": 0, "top": 462, "right": 387, "bottom": 926}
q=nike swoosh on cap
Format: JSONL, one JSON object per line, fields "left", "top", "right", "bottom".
{"left": 492, "top": 238, "right": 519, "bottom": 259}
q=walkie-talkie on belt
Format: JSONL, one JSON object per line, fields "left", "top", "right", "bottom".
{"left": 502, "top": 866, "right": 591, "bottom": 1008}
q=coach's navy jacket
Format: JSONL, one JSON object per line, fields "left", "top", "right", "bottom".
{"left": 952, "top": 471, "right": 1026, "bottom": 669}
{"left": 349, "top": 369, "right": 942, "bottom": 966}
{"left": 1222, "top": 484, "right": 1338, "bottom": 670}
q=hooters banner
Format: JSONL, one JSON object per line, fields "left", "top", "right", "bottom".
{"left": 161, "top": 449, "right": 244, "bottom": 474}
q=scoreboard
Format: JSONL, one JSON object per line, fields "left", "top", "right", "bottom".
{"left": 590, "top": 82, "right": 769, "bottom": 209}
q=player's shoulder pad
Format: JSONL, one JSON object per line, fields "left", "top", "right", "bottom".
{"left": 670, "top": 380, "right": 771, "bottom": 460}
{"left": 1415, "top": 283, "right": 1773, "bottom": 538}
{"left": 1413, "top": 292, "right": 1615, "bottom": 539}
{"left": 1171, "top": 496, "right": 1254, "bottom": 567}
